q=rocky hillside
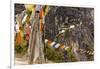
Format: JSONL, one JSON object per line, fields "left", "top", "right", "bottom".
{"left": 45, "top": 6, "right": 94, "bottom": 61}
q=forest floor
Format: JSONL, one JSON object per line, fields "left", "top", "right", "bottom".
{"left": 15, "top": 54, "right": 53, "bottom": 65}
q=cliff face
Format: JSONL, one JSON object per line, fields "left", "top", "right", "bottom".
{"left": 15, "top": 4, "right": 25, "bottom": 15}
{"left": 45, "top": 6, "right": 94, "bottom": 60}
